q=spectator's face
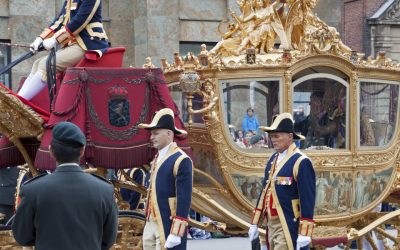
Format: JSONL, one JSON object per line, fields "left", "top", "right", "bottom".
{"left": 238, "top": 131, "right": 243, "bottom": 138}
{"left": 269, "top": 132, "right": 292, "bottom": 153}
{"left": 247, "top": 110, "right": 253, "bottom": 117}
{"left": 245, "top": 132, "right": 252, "bottom": 140}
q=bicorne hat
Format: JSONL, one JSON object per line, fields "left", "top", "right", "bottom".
{"left": 260, "top": 113, "right": 305, "bottom": 140}
{"left": 138, "top": 108, "right": 187, "bottom": 135}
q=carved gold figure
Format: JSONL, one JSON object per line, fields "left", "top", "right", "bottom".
{"left": 142, "top": 57, "right": 155, "bottom": 69}
{"left": 188, "top": 79, "right": 219, "bottom": 121}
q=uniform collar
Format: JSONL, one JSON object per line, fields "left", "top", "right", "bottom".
{"left": 157, "top": 142, "right": 173, "bottom": 163}
{"left": 277, "top": 149, "right": 288, "bottom": 164}
{"left": 55, "top": 163, "right": 83, "bottom": 172}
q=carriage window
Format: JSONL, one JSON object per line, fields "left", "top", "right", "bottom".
{"left": 359, "top": 81, "right": 399, "bottom": 147}
{"left": 221, "top": 79, "right": 280, "bottom": 151}
{"left": 293, "top": 76, "right": 348, "bottom": 149}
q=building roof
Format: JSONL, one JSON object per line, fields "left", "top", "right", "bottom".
{"left": 370, "top": 0, "right": 395, "bottom": 19}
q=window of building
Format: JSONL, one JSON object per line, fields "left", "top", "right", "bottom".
{"left": 359, "top": 80, "right": 399, "bottom": 147}
{"left": 0, "top": 40, "right": 12, "bottom": 88}
{"left": 179, "top": 42, "right": 216, "bottom": 57}
{"left": 220, "top": 78, "right": 280, "bottom": 152}
{"left": 293, "top": 73, "right": 349, "bottom": 150}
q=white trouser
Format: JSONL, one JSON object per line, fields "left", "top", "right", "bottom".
{"left": 143, "top": 220, "right": 161, "bottom": 250}
{"left": 18, "top": 44, "right": 85, "bottom": 100}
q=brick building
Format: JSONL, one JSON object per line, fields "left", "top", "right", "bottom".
{"left": 342, "top": 0, "right": 400, "bottom": 62}
{"left": 368, "top": 0, "right": 400, "bottom": 60}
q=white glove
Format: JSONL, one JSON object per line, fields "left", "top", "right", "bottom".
{"left": 43, "top": 37, "right": 57, "bottom": 50}
{"left": 164, "top": 234, "right": 181, "bottom": 249}
{"left": 248, "top": 224, "right": 259, "bottom": 241}
{"left": 296, "top": 235, "right": 311, "bottom": 250}
{"left": 30, "top": 37, "right": 43, "bottom": 53}
{"left": 261, "top": 245, "right": 268, "bottom": 250}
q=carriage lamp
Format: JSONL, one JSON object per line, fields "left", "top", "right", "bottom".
{"left": 179, "top": 71, "right": 201, "bottom": 125}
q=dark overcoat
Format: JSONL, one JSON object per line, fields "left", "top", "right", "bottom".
{"left": 12, "top": 164, "right": 118, "bottom": 250}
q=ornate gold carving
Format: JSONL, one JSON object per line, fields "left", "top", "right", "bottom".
{"left": 354, "top": 148, "right": 400, "bottom": 166}
{"left": 160, "top": 1, "right": 400, "bottom": 72}
{"left": 0, "top": 88, "right": 43, "bottom": 176}
{"left": 0, "top": 230, "right": 34, "bottom": 249}
{"left": 312, "top": 226, "right": 347, "bottom": 238}
{"left": 188, "top": 129, "right": 214, "bottom": 147}
{"left": 284, "top": 70, "right": 292, "bottom": 111}
{"left": 142, "top": 57, "right": 156, "bottom": 69}
{"left": 188, "top": 78, "right": 219, "bottom": 121}
{"left": 206, "top": 0, "right": 352, "bottom": 62}
{"left": 0, "top": 88, "right": 43, "bottom": 139}
{"left": 112, "top": 216, "right": 145, "bottom": 250}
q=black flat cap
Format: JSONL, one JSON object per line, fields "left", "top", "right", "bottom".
{"left": 52, "top": 122, "right": 86, "bottom": 147}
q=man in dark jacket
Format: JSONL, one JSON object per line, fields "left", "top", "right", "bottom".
{"left": 0, "top": 166, "right": 19, "bottom": 224}
{"left": 12, "top": 122, "right": 118, "bottom": 250}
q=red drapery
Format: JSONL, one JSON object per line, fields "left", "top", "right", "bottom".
{"left": 34, "top": 67, "right": 191, "bottom": 170}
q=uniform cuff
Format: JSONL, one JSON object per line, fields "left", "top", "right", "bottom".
{"left": 170, "top": 216, "right": 188, "bottom": 237}
{"left": 298, "top": 218, "right": 314, "bottom": 237}
{"left": 54, "top": 26, "right": 73, "bottom": 47}
{"left": 39, "top": 28, "right": 54, "bottom": 40}
{"left": 251, "top": 208, "right": 262, "bottom": 225}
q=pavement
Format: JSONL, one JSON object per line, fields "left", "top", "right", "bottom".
{"left": 187, "top": 237, "right": 342, "bottom": 250}
{"left": 188, "top": 230, "right": 399, "bottom": 250}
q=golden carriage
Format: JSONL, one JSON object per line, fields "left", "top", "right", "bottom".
{"left": 1, "top": 0, "right": 400, "bottom": 249}
{"left": 162, "top": 0, "right": 400, "bottom": 248}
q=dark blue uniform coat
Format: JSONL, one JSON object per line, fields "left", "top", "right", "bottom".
{"left": 251, "top": 143, "right": 316, "bottom": 250}
{"left": 12, "top": 164, "right": 118, "bottom": 250}
{"left": 147, "top": 143, "right": 193, "bottom": 250}
{"left": 40, "top": 0, "right": 108, "bottom": 53}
